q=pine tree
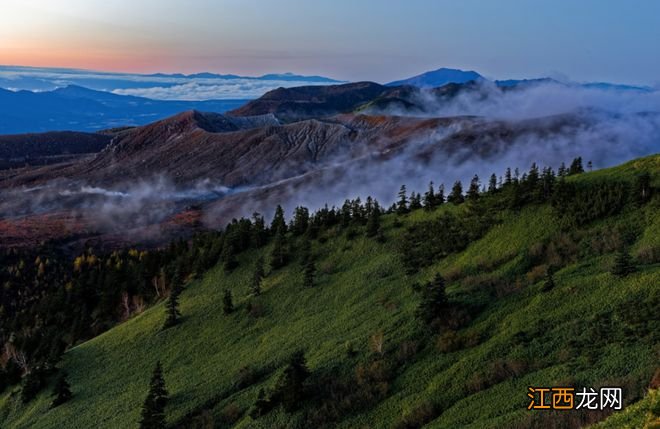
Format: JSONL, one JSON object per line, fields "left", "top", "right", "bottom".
{"left": 558, "top": 162, "right": 567, "bottom": 177}
{"left": 416, "top": 273, "right": 448, "bottom": 326}
{"left": 271, "top": 205, "right": 287, "bottom": 234}
{"left": 488, "top": 174, "right": 498, "bottom": 194}
{"left": 423, "top": 182, "right": 436, "bottom": 210}
{"left": 436, "top": 184, "right": 445, "bottom": 205}
{"left": 396, "top": 185, "right": 409, "bottom": 214}
{"left": 251, "top": 212, "right": 268, "bottom": 247}
{"left": 50, "top": 372, "right": 72, "bottom": 408}
{"left": 504, "top": 168, "right": 513, "bottom": 185}
{"left": 223, "top": 289, "right": 234, "bottom": 314}
{"left": 612, "top": 249, "right": 636, "bottom": 277}
{"left": 251, "top": 256, "right": 265, "bottom": 296}
{"left": 447, "top": 181, "right": 464, "bottom": 205}
{"left": 220, "top": 241, "right": 238, "bottom": 272}
{"left": 568, "top": 157, "right": 584, "bottom": 175}
{"left": 275, "top": 350, "right": 310, "bottom": 412}
{"left": 163, "top": 286, "right": 181, "bottom": 329}
{"left": 139, "top": 361, "right": 168, "bottom": 429}
{"left": 270, "top": 227, "right": 289, "bottom": 269}
{"left": 409, "top": 192, "right": 422, "bottom": 210}
{"left": 365, "top": 203, "right": 381, "bottom": 237}
{"left": 467, "top": 175, "right": 480, "bottom": 202}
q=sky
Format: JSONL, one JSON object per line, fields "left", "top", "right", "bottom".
{"left": 1, "top": 0, "right": 660, "bottom": 85}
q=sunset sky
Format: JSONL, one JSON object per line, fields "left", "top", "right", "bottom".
{"left": 1, "top": 0, "right": 659, "bottom": 84}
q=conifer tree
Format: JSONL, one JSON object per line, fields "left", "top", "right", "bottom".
{"left": 251, "top": 212, "right": 268, "bottom": 247}
{"left": 396, "top": 185, "right": 409, "bottom": 214}
{"left": 436, "top": 184, "right": 445, "bottom": 205}
{"left": 220, "top": 241, "right": 238, "bottom": 272}
{"left": 365, "top": 203, "right": 382, "bottom": 237}
{"left": 271, "top": 205, "right": 287, "bottom": 234}
{"left": 251, "top": 256, "right": 265, "bottom": 296}
{"left": 423, "top": 182, "right": 436, "bottom": 210}
{"left": 488, "top": 174, "right": 498, "bottom": 194}
{"left": 568, "top": 157, "right": 584, "bottom": 175}
{"left": 447, "top": 181, "right": 464, "bottom": 204}
{"left": 163, "top": 285, "right": 181, "bottom": 329}
{"left": 223, "top": 289, "right": 234, "bottom": 314}
{"left": 409, "top": 192, "right": 422, "bottom": 210}
{"left": 612, "top": 249, "right": 636, "bottom": 277}
{"left": 467, "top": 175, "right": 480, "bottom": 202}
{"left": 275, "top": 350, "right": 310, "bottom": 412}
{"left": 50, "top": 372, "right": 72, "bottom": 408}
{"left": 416, "top": 273, "right": 448, "bottom": 326}
{"left": 139, "top": 361, "right": 168, "bottom": 429}
{"left": 270, "top": 227, "right": 289, "bottom": 269}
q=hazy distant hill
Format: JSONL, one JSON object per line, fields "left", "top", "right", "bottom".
{"left": 387, "top": 67, "right": 483, "bottom": 87}
{"left": 0, "top": 85, "right": 248, "bottom": 134}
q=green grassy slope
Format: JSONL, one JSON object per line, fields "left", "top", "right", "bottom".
{"left": 1, "top": 155, "right": 659, "bottom": 429}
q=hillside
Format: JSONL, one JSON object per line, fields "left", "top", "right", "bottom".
{"left": 1, "top": 155, "right": 658, "bottom": 428}
{"left": 0, "top": 131, "right": 112, "bottom": 170}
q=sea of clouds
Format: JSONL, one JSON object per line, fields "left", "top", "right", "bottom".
{"left": 0, "top": 66, "right": 340, "bottom": 100}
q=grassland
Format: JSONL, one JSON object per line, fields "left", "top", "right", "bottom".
{"left": 1, "top": 155, "right": 659, "bottom": 428}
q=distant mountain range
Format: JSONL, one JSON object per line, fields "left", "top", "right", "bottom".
{"left": 0, "top": 85, "right": 248, "bottom": 134}
{"left": 388, "top": 67, "right": 653, "bottom": 92}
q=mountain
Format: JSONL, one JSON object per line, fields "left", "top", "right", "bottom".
{"left": 386, "top": 67, "right": 483, "bottom": 87}
{"left": 0, "top": 107, "right": 602, "bottom": 248}
{"left": 0, "top": 154, "right": 658, "bottom": 428}
{"left": 0, "top": 85, "right": 248, "bottom": 134}
{"left": 0, "top": 130, "right": 112, "bottom": 169}
{"left": 229, "top": 82, "right": 392, "bottom": 121}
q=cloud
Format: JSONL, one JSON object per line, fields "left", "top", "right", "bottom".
{"left": 111, "top": 80, "right": 329, "bottom": 100}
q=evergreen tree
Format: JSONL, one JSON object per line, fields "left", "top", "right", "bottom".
{"left": 436, "top": 184, "right": 445, "bottom": 205}
{"left": 270, "top": 227, "right": 289, "bottom": 269}
{"left": 251, "top": 256, "right": 265, "bottom": 296}
{"left": 365, "top": 203, "right": 382, "bottom": 237}
{"left": 568, "top": 157, "right": 584, "bottom": 175}
{"left": 220, "top": 241, "right": 238, "bottom": 272}
{"left": 504, "top": 168, "right": 513, "bottom": 185}
{"left": 612, "top": 249, "right": 636, "bottom": 277}
{"left": 558, "top": 162, "right": 567, "bottom": 177}
{"left": 139, "top": 361, "right": 168, "bottom": 429}
{"left": 291, "top": 206, "right": 310, "bottom": 236}
{"left": 467, "top": 175, "right": 480, "bottom": 202}
{"left": 409, "top": 192, "right": 422, "bottom": 210}
{"left": 223, "top": 289, "right": 234, "bottom": 314}
{"left": 271, "top": 205, "right": 287, "bottom": 234}
{"left": 251, "top": 212, "right": 268, "bottom": 247}
{"left": 416, "top": 273, "right": 448, "bottom": 326}
{"left": 447, "top": 181, "right": 464, "bottom": 205}
{"left": 423, "top": 182, "right": 436, "bottom": 210}
{"left": 488, "top": 173, "right": 498, "bottom": 194}
{"left": 51, "top": 372, "right": 72, "bottom": 408}
{"left": 275, "top": 350, "right": 310, "bottom": 412}
{"left": 163, "top": 285, "right": 181, "bottom": 329}
{"left": 396, "top": 185, "right": 409, "bottom": 214}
